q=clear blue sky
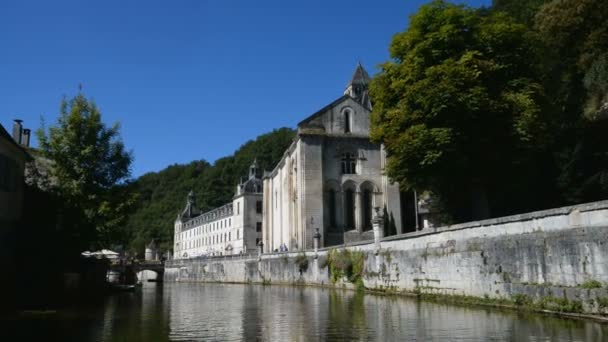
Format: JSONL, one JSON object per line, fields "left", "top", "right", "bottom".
{"left": 0, "top": 0, "right": 491, "bottom": 177}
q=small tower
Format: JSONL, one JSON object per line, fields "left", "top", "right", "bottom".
{"left": 344, "top": 63, "right": 372, "bottom": 110}
{"left": 249, "top": 158, "right": 259, "bottom": 179}
{"left": 145, "top": 240, "right": 158, "bottom": 261}
{"left": 236, "top": 159, "right": 263, "bottom": 196}
{"left": 179, "top": 190, "right": 199, "bottom": 220}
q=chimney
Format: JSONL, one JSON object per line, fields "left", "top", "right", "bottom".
{"left": 21, "top": 129, "right": 31, "bottom": 148}
{"left": 12, "top": 119, "right": 23, "bottom": 144}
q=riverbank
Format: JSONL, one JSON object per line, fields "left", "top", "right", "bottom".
{"left": 165, "top": 200, "right": 608, "bottom": 320}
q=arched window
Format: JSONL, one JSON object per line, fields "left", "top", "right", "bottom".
{"left": 362, "top": 189, "right": 372, "bottom": 231}
{"left": 328, "top": 189, "right": 337, "bottom": 228}
{"left": 345, "top": 188, "right": 355, "bottom": 230}
{"left": 344, "top": 110, "right": 351, "bottom": 133}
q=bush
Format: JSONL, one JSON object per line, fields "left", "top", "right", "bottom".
{"left": 580, "top": 279, "right": 603, "bottom": 289}
{"left": 295, "top": 253, "right": 309, "bottom": 272}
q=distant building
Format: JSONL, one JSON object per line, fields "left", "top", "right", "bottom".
{"left": 145, "top": 240, "right": 159, "bottom": 261}
{"left": 0, "top": 120, "right": 30, "bottom": 227}
{"left": 262, "top": 64, "right": 411, "bottom": 252}
{"left": 173, "top": 160, "right": 264, "bottom": 259}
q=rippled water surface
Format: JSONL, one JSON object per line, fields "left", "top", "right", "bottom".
{"left": 2, "top": 283, "right": 607, "bottom": 341}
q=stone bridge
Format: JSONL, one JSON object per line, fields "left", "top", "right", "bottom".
{"left": 109, "top": 260, "right": 165, "bottom": 283}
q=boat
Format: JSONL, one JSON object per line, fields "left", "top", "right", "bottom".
{"left": 108, "top": 283, "right": 137, "bottom": 292}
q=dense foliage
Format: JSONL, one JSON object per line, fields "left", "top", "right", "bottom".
{"left": 35, "top": 92, "right": 135, "bottom": 251}
{"left": 124, "top": 128, "right": 295, "bottom": 254}
{"left": 370, "top": 0, "right": 608, "bottom": 223}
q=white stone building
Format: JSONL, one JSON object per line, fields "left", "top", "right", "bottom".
{"left": 173, "top": 160, "right": 264, "bottom": 259}
{"left": 262, "top": 64, "right": 408, "bottom": 252}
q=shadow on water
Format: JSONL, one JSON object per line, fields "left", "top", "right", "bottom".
{"left": 1, "top": 283, "right": 607, "bottom": 341}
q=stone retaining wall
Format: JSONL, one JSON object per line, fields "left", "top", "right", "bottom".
{"left": 165, "top": 200, "right": 608, "bottom": 315}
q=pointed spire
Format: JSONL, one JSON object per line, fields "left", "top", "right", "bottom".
{"left": 344, "top": 62, "right": 372, "bottom": 110}
{"left": 347, "top": 62, "right": 371, "bottom": 87}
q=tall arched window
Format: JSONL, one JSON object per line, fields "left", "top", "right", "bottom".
{"left": 362, "top": 189, "right": 372, "bottom": 231}
{"left": 328, "top": 189, "right": 337, "bottom": 229}
{"left": 345, "top": 188, "right": 355, "bottom": 230}
{"left": 344, "top": 110, "right": 351, "bottom": 133}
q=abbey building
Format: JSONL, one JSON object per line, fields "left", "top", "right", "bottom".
{"left": 261, "top": 64, "right": 405, "bottom": 252}
{"left": 173, "top": 160, "right": 264, "bottom": 259}
{"left": 173, "top": 64, "right": 415, "bottom": 259}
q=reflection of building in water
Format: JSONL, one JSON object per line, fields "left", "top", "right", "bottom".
{"left": 173, "top": 160, "right": 263, "bottom": 259}
{"left": 166, "top": 284, "right": 245, "bottom": 341}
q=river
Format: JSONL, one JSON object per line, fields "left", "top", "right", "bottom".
{"left": 2, "top": 283, "right": 607, "bottom": 341}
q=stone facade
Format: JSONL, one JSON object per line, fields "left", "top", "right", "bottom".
{"left": 173, "top": 160, "right": 264, "bottom": 259}
{"left": 262, "top": 64, "right": 403, "bottom": 252}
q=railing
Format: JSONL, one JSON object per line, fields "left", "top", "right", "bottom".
{"left": 167, "top": 252, "right": 258, "bottom": 266}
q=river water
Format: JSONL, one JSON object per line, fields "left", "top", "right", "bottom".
{"left": 2, "top": 283, "right": 607, "bottom": 341}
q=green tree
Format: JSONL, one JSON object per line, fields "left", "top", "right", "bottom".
{"left": 36, "top": 92, "right": 135, "bottom": 250}
{"left": 492, "top": 0, "right": 550, "bottom": 24}
{"left": 370, "top": 0, "right": 553, "bottom": 222}
{"left": 534, "top": 0, "right": 608, "bottom": 203}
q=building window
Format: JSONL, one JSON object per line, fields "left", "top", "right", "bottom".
{"left": 345, "top": 188, "right": 355, "bottom": 230}
{"left": 344, "top": 110, "right": 351, "bottom": 133}
{"left": 237, "top": 230, "right": 240, "bottom": 239}
{"left": 256, "top": 222, "right": 262, "bottom": 232}
{"left": 362, "top": 189, "right": 373, "bottom": 231}
{"left": 341, "top": 153, "right": 357, "bottom": 174}
{"left": 256, "top": 200, "right": 262, "bottom": 214}
{"left": 328, "top": 189, "right": 337, "bottom": 228}
{"left": 237, "top": 202, "right": 240, "bottom": 215}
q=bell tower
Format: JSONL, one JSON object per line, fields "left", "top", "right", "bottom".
{"left": 344, "top": 62, "right": 372, "bottom": 110}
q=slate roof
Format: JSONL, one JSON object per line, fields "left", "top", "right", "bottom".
{"left": 347, "top": 63, "right": 371, "bottom": 87}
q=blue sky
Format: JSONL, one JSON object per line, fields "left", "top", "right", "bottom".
{"left": 0, "top": 0, "right": 491, "bottom": 177}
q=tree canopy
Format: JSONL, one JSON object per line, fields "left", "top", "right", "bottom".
{"left": 370, "top": 0, "right": 553, "bottom": 222}
{"left": 371, "top": 0, "right": 608, "bottom": 223}
{"left": 35, "top": 92, "right": 135, "bottom": 250}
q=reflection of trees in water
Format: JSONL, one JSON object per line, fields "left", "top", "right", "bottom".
{"left": 99, "top": 284, "right": 170, "bottom": 342}
{"left": 327, "top": 290, "right": 369, "bottom": 341}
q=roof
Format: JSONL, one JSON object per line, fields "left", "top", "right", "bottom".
{"left": 0, "top": 123, "right": 30, "bottom": 159}
{"left": 347, "top": 63, "right": 371, "bottom": 87}
{"left": 297, "top": 95, "right": 350, "bottom": 128}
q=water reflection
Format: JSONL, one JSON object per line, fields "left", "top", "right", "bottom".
{"left": 1, "top": 283, "right": 606, "bottom": 341}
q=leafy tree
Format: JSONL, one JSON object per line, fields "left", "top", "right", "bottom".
{"left": 36, "top": 92, "right": 135, "bottom": 250}
{"left": 492, "top": 0, "right": 549, "bottom": 24}
{"left": 534, "top": 0, "right": 608, "bottom": 203}
{"left": 370, "top": 0, "right": 554, "bottom": 222}
{"left": 535, "top": 0, "right": 608, "bottom": 119}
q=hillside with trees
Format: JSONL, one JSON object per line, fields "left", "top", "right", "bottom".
{"left": 123, "top": 128, "right": 295, "bottom": 254}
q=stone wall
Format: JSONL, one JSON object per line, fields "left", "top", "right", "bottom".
{"left": 165, "top": 200, "right": 608, "bottom": 315}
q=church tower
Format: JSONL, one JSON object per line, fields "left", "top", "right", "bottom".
{"left": 344, "top": 63, "right": 372, "bottom": 110}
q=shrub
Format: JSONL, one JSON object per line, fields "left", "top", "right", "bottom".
{"left": 295, "top": 253, "right": 309, "bottom": 272}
